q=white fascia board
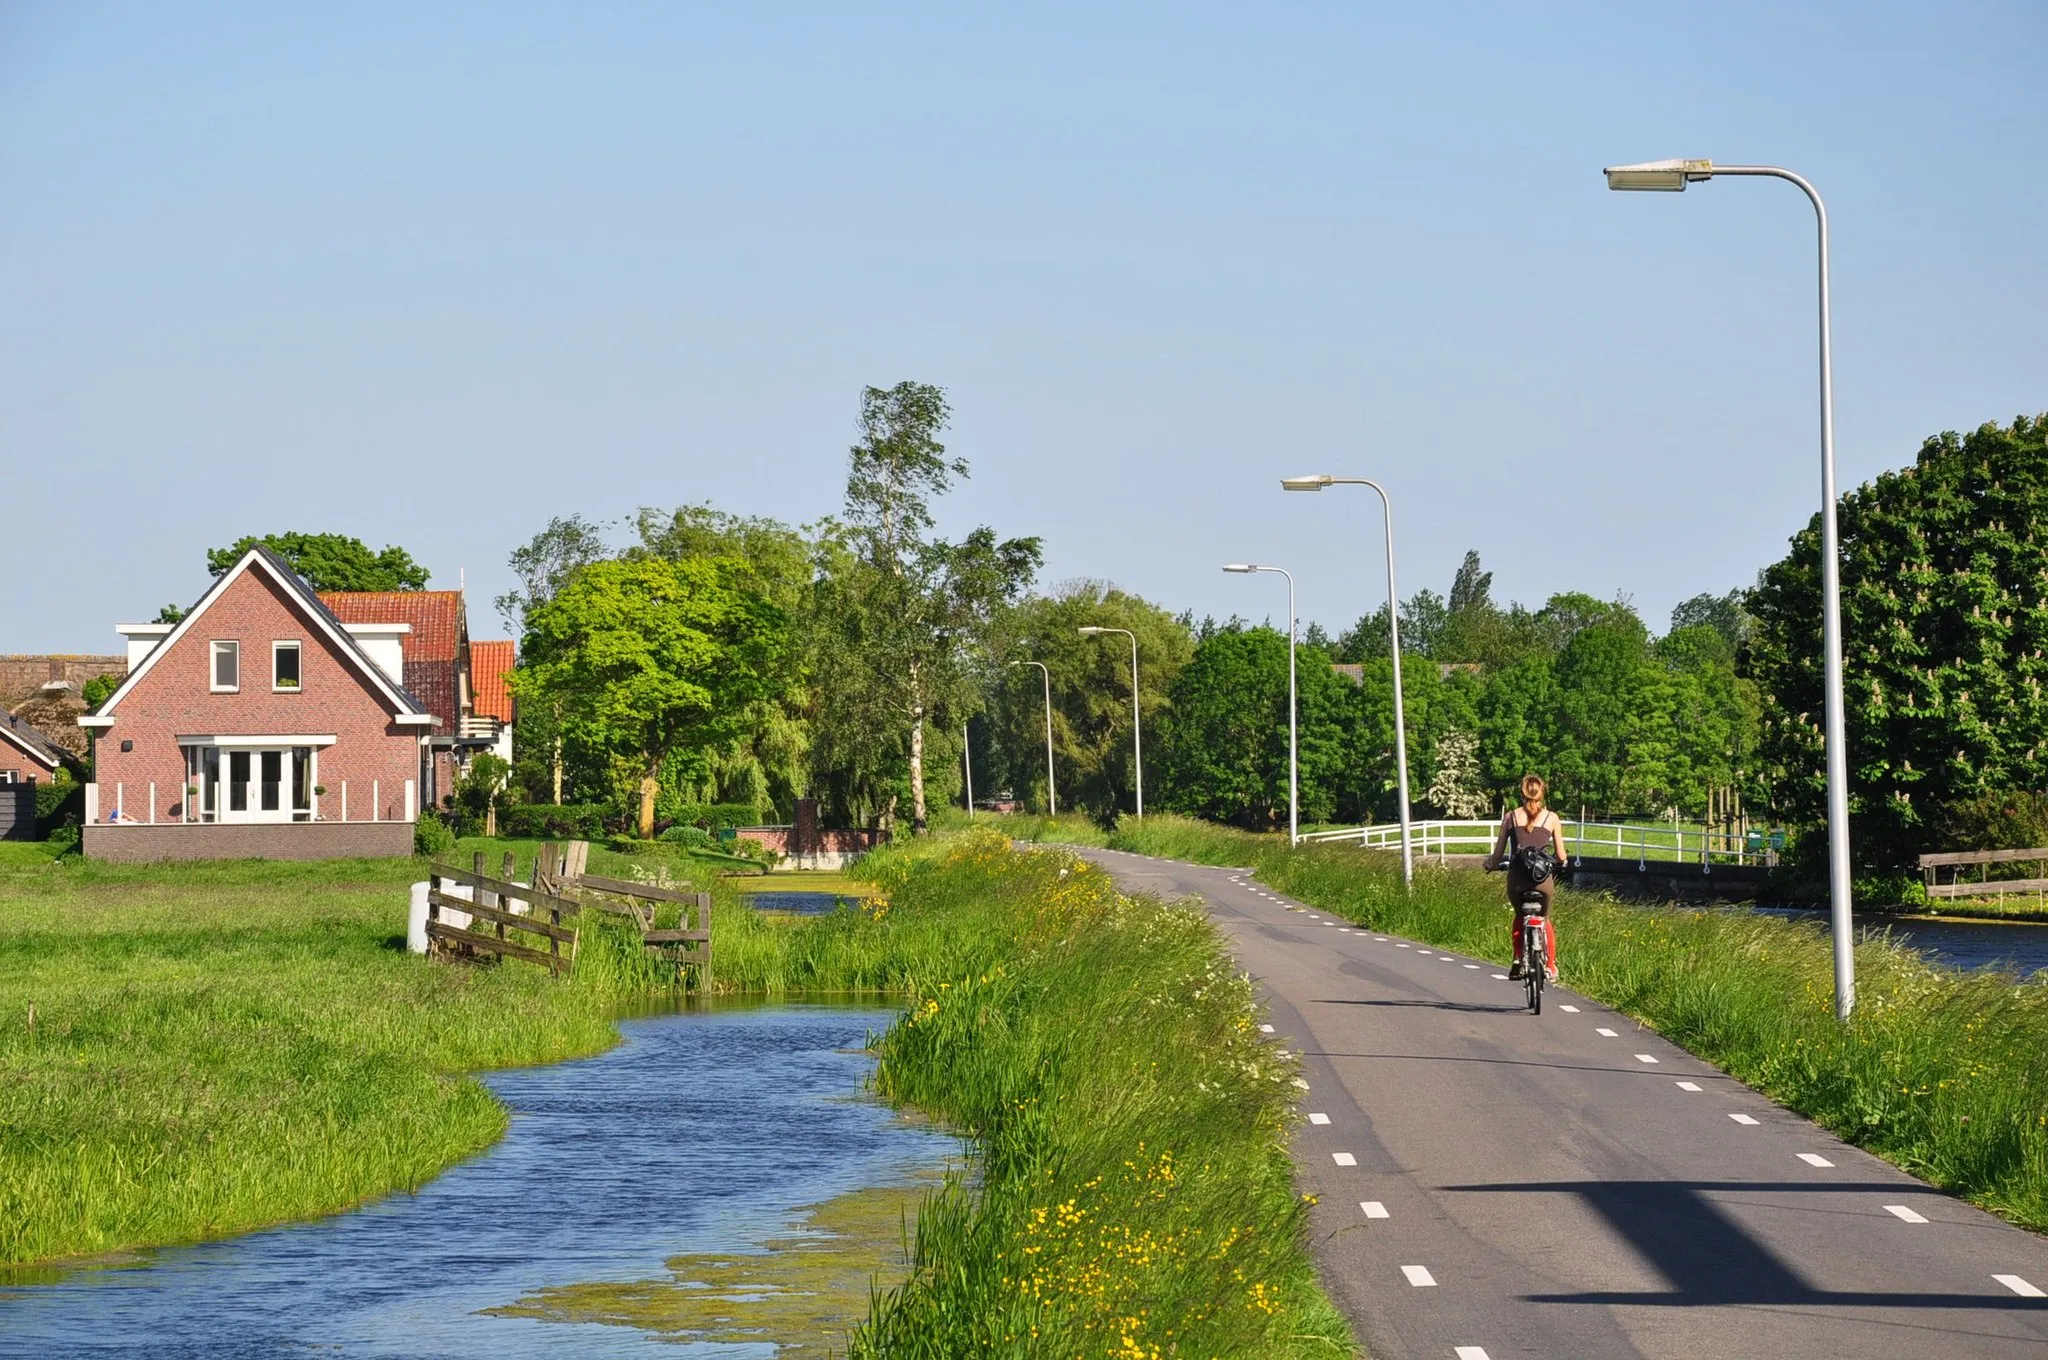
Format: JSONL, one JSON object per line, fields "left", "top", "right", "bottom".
{"left": 0, "top": 724, "right": 61, "bottom": 766}
{"left": 78, "top": 715, "right": 116, "bottom": 729}
{"left": 393, "top": 714, "right": 440, "bottom": 726}
{"left": 176, "top": 734, "right": 339, "bottom": 748}
{"left": 116, "top": 624, "right": 176, "bottom": 637}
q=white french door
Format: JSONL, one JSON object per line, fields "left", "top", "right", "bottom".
{"left": 191, "top": 745, "right": 315, "bottom": 823}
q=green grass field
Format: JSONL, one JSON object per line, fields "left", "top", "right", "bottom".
{"left": 1101, "top": 814, "right": 2048, "bottom": 1234}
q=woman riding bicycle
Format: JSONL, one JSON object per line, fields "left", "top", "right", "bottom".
{"left": 1483, "top": 774, "right": 1568, "bottom": 981}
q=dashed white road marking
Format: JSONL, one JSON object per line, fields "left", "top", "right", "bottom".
{"left": 1491, "top": 973, "right": 1508, "bottom": 980}
{"left": 1634, "top": 1054, "right": 1660, "bottom": 1064}
{"left": 1463, "top": 963, "right": 1480, "bottom": 969}
{"left": 1418, "top": 949, "right": 1433, "bottom": 955}
{"left": 1340, "top": 927, "right": 1354, "bottom": 933}
{"left": 1397, "top": 943, "right": 1412, "bottom": 949}
{"left": 1884, "top": 1204, "right": 1928, "bottom": 1223}
{"left": 1259, "top": 1024, "right": 1275, "bottom": 1033}
{"left": 1729, "top": 1113, "right": 1760, "bottom": 1125}
{"left": 1676, "top": 1082, "right": 1702, "bottom": 1092}
{"left": 1798, "top": 1153, "right": 1835, "bottom": 1168}
{"left": 1333, "top": 1152, "right": 1357, "bottom": 1166}
{"left": 1401, "top": 1265, "right": 1437, "bottom": 1287}
{"left": 1454, "top": 1348, "right": 1492, "bottom": 1360}
{"left": 1995, "top": 1274, "right": 2045, "bottom": 1298}
{"left": 1308, "top": 1112, "right": 1331, "bottom": 1125}
{"left": 1375, "top": 936, "right": 1389, "bottom": 941}
{"left": 1559, "top": 1004, "right": 1580, "bottom": 1013}
{"left": 1595, "top": 1027, "right": 1618, "bottom": 1037}
{"left": 1361, "top": 1201, "right": 1389, "bottom": 1219}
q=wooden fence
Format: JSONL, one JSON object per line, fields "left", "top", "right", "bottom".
{"left": 426, "top": 840, "right": 711, "bottom": 984}
{"left": 1919, "top": 847, "right": 2048, "bottom": 900}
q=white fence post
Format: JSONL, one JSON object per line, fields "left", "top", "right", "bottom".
{"left": 149, "top": 782, "right": 156, "bottom": 825}
{"left": 85, "top": 783, "right": 98, "bottom": 824}
{"left": 116, "top": 783, "right": 124, "bottom": 821}
{"left": 405, "top": 779, "right": 416, "bottom": 822}
{"left": 373, "top": 780, "right": 381, "bottom": 823}
{"left": 341, "top": 780, "right": 348, "bottom": 822}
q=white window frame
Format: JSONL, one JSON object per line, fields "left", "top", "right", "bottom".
{"left": 210, "top": 641, "right": 240, "bottom": 693}
{"left": 272, "top": 640, "right": 303, "bottom": 693}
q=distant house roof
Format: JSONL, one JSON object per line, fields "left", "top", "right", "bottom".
{"left": 1332, "top": 663, "right": 1364, "bottom": 685}
{"left": 0, "top": 710, "right": 68, "bottom": 771}
{"left": 319, "top": 591, "right": 463, "bottom": 662}
{"left": 471, "top": 640, "right": 516, "bottom": 723}
{"left": 319, "top": 591, "right": 466, "bottom": 728}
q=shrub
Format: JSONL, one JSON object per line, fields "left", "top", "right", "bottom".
{"left": 413, "top": 815, "right": 456, "bottom": 857}
{"left": 35, "top": 777, "right": 84, "bottom": 840}
{"left": 658, "top": 825, "right": 716, "bottom": 849}
{"left": 659, "top": 801, "right": 766, "bottom": 831}
{"left": 1938, "top": 791, "right": 2048, "bottom": 862}
{"left": 499, "top": 803, "right": 611, "bottom": 840}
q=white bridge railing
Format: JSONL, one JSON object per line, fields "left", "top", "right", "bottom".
{"left": 1298, "top": 818, "right": 1777, "bottom": 868}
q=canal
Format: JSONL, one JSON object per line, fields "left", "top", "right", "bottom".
{"left": 0, "top": 1005, "right": 956, "bottom": 1358}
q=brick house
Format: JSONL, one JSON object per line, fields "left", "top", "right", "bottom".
{"left": 0, "top": 711, "right": 70, "bottom": 784}
{"left": 468, "top": 639, "right": 516, "bottom": 767}
{"left": 79, "top": 547, "right": 438, "bottom": 861}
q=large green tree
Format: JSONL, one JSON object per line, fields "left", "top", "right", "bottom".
{"left": 809, "top": 383, "right": 1040, "bottom": 831}
{"left": 208, "top": 532, "right": 430, "bottom": 592}
{"left": 1748, "top": 413, "right": 2048, "bottom": 867}
{"left": 515, "top": 557, "right": 789, "bottom": 839}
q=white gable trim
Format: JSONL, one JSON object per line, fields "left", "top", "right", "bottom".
{"left": 0, "top": 723, "right": 62, "bottom": 769}
{"left": 93, "top": 550, "right": 427, "bottom": 724}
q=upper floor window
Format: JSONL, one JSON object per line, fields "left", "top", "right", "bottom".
{"left": 273, "top": 641, "right": 302, "bottom": 691}
{"left": 211, "top": 641, "right": 240, "bottom": 692}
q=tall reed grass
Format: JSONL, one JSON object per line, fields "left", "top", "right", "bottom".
{"left": 1106, "top": 814, "right": 2048, "bottom": 1232}
{"left": 846, "top": 830, "right": 1355, "bottom": 1358}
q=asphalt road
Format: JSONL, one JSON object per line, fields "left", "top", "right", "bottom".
{"left": 1076, "top": 846, "right": 2048, "bottom": 1360}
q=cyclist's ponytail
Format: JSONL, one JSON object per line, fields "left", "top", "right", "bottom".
{"left": 1520, "top": 774, "right": 1547, "bottom": 817}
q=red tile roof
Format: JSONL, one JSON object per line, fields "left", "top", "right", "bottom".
{"left": 319, "top": 591, "right": 463, "bottom": 662}
{"left": 471, "top": 640, "right": 516, "bottom": 723}
{"left": 319, "top": 590, "right": 466, "bottom": 728}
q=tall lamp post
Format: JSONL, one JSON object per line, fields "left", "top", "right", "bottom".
{"left": 1224, "top": 563, "right": 1298, "bottom": 845}
{"left": 1079, "top": 626, "right": 1143, "bottom": 818}
{"left": 1009, "top": 660, "right": 1058, "bottom": 818}
{"left": 1281, "top": 476, "right": 1413, "bottom": 887}
{"left": 1602, "top": 157, "right": 1854, "bottom": 1021}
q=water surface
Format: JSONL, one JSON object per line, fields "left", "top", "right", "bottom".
{"left": 0, "top": 1005, "right": 952, "bottom": 1358}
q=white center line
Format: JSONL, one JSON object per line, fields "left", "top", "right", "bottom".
{"left": 1341, "top": 927, "right": 1354, "bottom": 933}
{"left": 1884, "top": 1204, "right": 1928, "bottom": 1223}
{"left": 1360, "top": 1200, "right": 1390, "bottom": 1219}
{"left": 1464, "top": 963, "right": 1480, "bottom": 969}
{"left": 1397, "top": 943, "right": 1412, "bottom": 949}
{"left": 1401, "top": 1265, "right": 1437, "bottom": 1287}
{"left": 1996, "top": 1274, "right": 2046, "bottom": 1298}
{"left": 1259, "top": 1024, "right": 1275, "bottom": 1033}
{"left": 1729, "top": 1113, "right": 1759, "bottom": 1125}
{"left": 1308, "top": 1112, "right": 1331, "bottom": 1125}
{"left": 1491, "top": 973, "right": 1508, "bottom": 980}
{"left": 1595, "top": 1027, "right": 1618, "bottom": 1037}
{"left": 1676, "top": 1081, "right": 1702, "bottom": 1092}
{"left": 1454, "top": 1349, "right": 1492, "bottom": 1360}
{"left": 1374, "top": 936, "right": 1389, "bottom": 941}
{"left": 1798, "top": 1153, "right": 1835, "bottom": 1167}
{"left": 1333, "top": 1152, "right": 1357, "bottom": 1166}
{"left": 1559, "top": 1004, "right": 1580, "bottom": 1013}
{"left": 1418, "top": 949, "right": 1433, "bottom": 955}
{"left": 1634, "top": 1054, "right": 1660, "bottom": 1064}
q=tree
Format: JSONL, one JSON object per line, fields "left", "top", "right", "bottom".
{"left": 1670, "top": 589, "right": 1753, "bottom": 655}
{"left": 809, "top": 383, "right": 1040, "bottom": 833}
{"left": 515, "top": 557, "right": 789, "bottom": 839}
{"left": 1748, "top": 413, "right": 2048, "bottom": 867}
{"left": 497, "top": 515, "right": 611, "bottom": 632}
{"left": 153, "top": 604, "right": 187, "bottom": 624}
{"left": 1424, "top": 728, "right": 1489, "bottom": 818}
{"left": 207, "top": 533, "right": 429, "bottom": 592}
{"left": 1448, "top": 550, "right": 1494, "bottom": 614}
{"left": 982, "top": 582, "right": 1194, "bottom": 818}
{"left": 1156, "top": 626, "right": 1350, "bottom": 827}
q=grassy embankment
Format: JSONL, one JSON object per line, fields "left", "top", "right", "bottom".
{"left": 3, "top": 829, "right": 1357, "bottom": 1356}
{"left": 1092, "top": 814, "right": 2048, "bottom": 1233}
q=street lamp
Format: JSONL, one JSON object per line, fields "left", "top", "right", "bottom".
{"left": 1224, "top": 564, "right": 1298, "bottom": 845}
{"left": 1009, "top": 660, "right": 1057, "bottom": 818}
{"left": 1281, "top": 475, "right": 1414, "bottom": 887}
{"left": 1603, "top": 156, "right": 1855, "bottom": 1021}
{"left": 1079, "top": 626, "right": 1143, "bottom": 818}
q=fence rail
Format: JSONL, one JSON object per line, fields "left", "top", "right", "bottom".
{"left": 1298, "top": 818, "right": 1782, "bottom": 867}
{"left": 1919, "top": 846, "right": 2048, "bottom": 900}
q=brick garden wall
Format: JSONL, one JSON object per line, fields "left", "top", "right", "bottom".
{"left": 83, "top": 821, "right": 413, "bottom": 862}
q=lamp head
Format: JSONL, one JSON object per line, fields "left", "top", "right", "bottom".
{"left": 1603, "top": 158, "right": 1713, "bottom": 191}
{"left": 1222, "top": 563, "right": 1256, "bottom": 574}
{"left": 1077, "top": 626, "right": 1107, "bottom": 635}
{"left": 1280, "top": 475, "right": 1333, "bottom": 492}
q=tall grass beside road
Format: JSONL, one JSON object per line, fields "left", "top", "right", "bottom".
{"left": 1103, "top": 814, "right": 2048, "bottom": 1233}
{"left": 847, "top": 830, "right": 1355, "bottom": 1358}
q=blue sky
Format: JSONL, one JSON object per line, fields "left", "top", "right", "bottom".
{"left": 4, "top": 2, "right": 2042, "bottom": 651}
